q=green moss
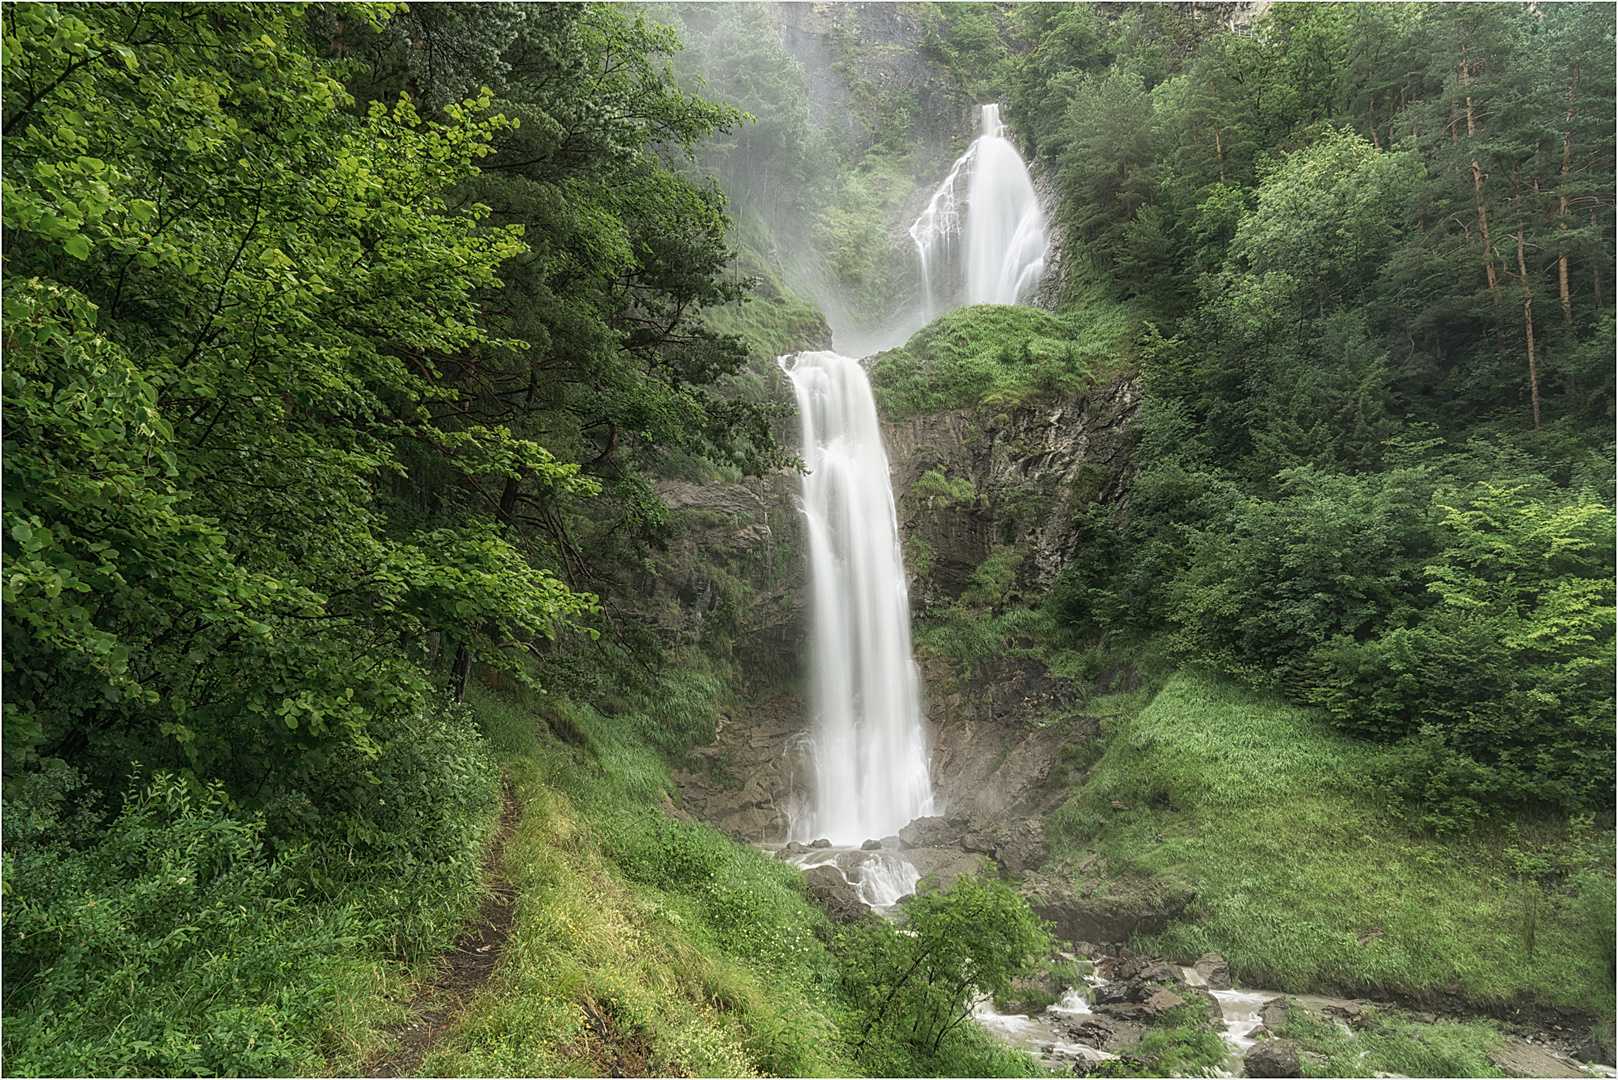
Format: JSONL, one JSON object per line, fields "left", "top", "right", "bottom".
{"left": 910, "top": 468, "right": 978, "bottom": 507}
{"left": 867, "top": 302, "right": 1137, "bottom": 419}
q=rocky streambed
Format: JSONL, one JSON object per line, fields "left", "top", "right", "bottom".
{"left": 975, "top": 946, "right": 1613, "bottom": 1079}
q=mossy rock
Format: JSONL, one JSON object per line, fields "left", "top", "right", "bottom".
{"left": 867, "top": 302, "right": 1134, "bottom": 418}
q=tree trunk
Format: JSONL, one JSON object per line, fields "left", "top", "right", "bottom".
{"left": 451, "top": 643, "right": 473, "bottom": 703}
{"left": 1463, "top": 60, "right": 1501, "bottom": 304}
{"left": 1516, "top": 223, "right": 1541, "bottom": 429}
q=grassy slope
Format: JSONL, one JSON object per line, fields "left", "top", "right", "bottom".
{"left": 1046, "top": 671, "right": 1615, "bottom": 1017}
{"left": 409, "top": 682, "right": 1040, "bottom": 1078}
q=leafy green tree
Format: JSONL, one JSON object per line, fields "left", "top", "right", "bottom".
{"left": 3, "top": 2, "right": 593, "bottom": 808}
{"left": 1056, "top": 69, "right": 1157, "bottom": 292}
{"left": 328, "top": 3, "right": 796, "bottom": 611}
{"left": 1165, "top": 466, "right": 1441, "bottom": 684}
{"left": 1310, "top": 483, "right": 1615, "bottom": 824}
{"left": 838, "top": 872, "right": 1053, "bottom": 1067}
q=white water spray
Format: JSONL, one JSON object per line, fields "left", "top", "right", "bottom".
{"left": 781, "top": 350, "right": 935, "bottom": 845}
{"left": 910, "top": 104, "right": 1048, "bottom": 317}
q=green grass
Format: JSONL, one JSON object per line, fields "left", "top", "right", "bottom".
{"left": 415, "top": 678, "right": 1053, "bottom": 1077}
{"left": 1278, "top": 1007, "right": 1511, "bottom": 1079}
{"left": 0, "top": 721, "right": 501, "bottom": 1078}
{"left": 868, "top": 300, "right": 1138, "bottom": 419}
{"left": 1045, "top": 671, "right": 1616, "bottom": 1017}
{"left": 420, "top": 683, "right": 848, "bottom": 1077}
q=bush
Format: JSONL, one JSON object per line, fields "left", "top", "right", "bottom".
{"left": 838, "top": 872, "right": 1053, "bottom": 1064}
{"left": 2, "top": 771, "right": 352, "bottom": 1077}
{"left": 866, "top": 303, "right": 1121, "bottom": 418}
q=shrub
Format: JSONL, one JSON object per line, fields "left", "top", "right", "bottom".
{"left": 2, "top": 771, "right": 352, "bottom": 1077}
{"left": 866, "top": 303, "right": 1120, "bottom": 418}
{"left": 838, "top": 872, "right": 1053, "bottom": 1062}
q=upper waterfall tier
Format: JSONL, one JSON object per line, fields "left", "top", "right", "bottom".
{"left": 910, "top": 104, "right": 1048, "bottom": 318}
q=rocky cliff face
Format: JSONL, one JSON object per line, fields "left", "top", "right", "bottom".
{"left": 617, "top": 473, "right": 809, "bottom": 687}
{"left": 771, "top": 2, "right": 977, "bottom": 174}
{"left": 634, "top": 373, "right": 1138, "bottom": 687}
{"left": 664, "top": 374, "right": 1137, "bottom": 814}
{"left": 887, "top": 375, "right": 1140, "bottom": 606}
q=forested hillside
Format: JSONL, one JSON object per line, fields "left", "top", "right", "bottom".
{"left": 3, "top": 2, "right": 1612, "bottom": 1077}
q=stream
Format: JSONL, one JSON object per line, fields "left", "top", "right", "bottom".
{"left": 973, "top": 964, "right": 1278, "bottom": 1075}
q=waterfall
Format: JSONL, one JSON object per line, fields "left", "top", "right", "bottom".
{"left": 910, "top": 103, "right": 1047, "bottom": 316}
{"left": 777, "top": 106, "right": 1042, "bottom": 849}
{"left": 781, "top": 350, "right": 935, "bottom": 845}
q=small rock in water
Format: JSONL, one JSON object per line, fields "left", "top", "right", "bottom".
{"left": 1244, "top": 1038, "right": 1302, "bottom": 1078}
{"left": 810, "top": 837, "right": 832, "bottom": 849}
{"left": 1193, "top": 951, "right": 1232, "bottom": 990}
{"left": 861, "top": 838, "right": 883, "bottom": 850}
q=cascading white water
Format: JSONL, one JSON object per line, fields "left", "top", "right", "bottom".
{"left": 781, "top": 350, "right": 935, "bottom": 846}
{"left": 910, "top": 104, "right": 1048, "bottom": 317}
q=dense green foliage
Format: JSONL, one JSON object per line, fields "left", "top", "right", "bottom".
{"left": 867, "top": 303, "right": 1129, "bottom": 416}
{"left": 837, "top": 872, "right": 1053, "bottom": 1069}
{"left": 0, "top": 3, "right": 809, "bottom": 1073}
{"left": 413, "top": 680, "right": 1047, "bottom": 1079}
{"left": 4, "top": 1, "right": 1613, "bottom": 1073}
{"left": 990, "top": 2, "right": 1618, "bottom": 828}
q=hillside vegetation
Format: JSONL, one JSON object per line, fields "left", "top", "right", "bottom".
{"left": 3, "top": 2, "right": 1612, "bottom": 1077}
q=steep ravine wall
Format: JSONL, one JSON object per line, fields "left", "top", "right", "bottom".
{"left": 662, "top": 376, "right": 1139, "bottom": 846}
{"left": 887, "top": 375, "right": 1139, "bottom": 606}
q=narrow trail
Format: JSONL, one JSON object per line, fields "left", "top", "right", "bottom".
{"left": 362, "top": 781, "right": 523, "bottom": 1079}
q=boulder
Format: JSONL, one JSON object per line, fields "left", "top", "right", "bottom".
{"left": 776, "top": 841, "right": 811, "bottom": 858}
{"left": 1244, "top": 1039, "right": 1301, "bottom": 1078}
{"left": 897, "top": 816, "right": 960, "bottom": 849}
{"left": 860, "top": 838, "right": 883, "bottom": 850}
{"left": 1065, "top": 1015, "right": 1118, "bottom": 1048}
{"left": 991, "top": 818, "right": 1049, "bottom": 876}
{"left": 1094, "top": 983, "right": 1131, "bottom": 1006}
{"left": 1135, "top": 960, "right": 1179, "bottom": 987}
{"left": 1575, "top": 1033, "right": 1616, "bottom": 1067}
{"left": 809, "top": 837, "right": 832, "bottom": 849}
{"left": 1095, "top": 1001, "right": 1152, "bottom": 1023}
{"left": 1022, "top": 880, "right": 1194, "bottom": 945}
{"left": 802, "top": 865, "right": 867, "bottom": 923}
{"left": 1323, "top": 1000, "right": 1373, "bottom": 1028}
{"left": 1142, "top": 987, "right": 1185, "bottom": 1018}
{"left": 1258, "top": 997, "right": 1289, "bottom": 1031}
{"left": 1487, "top": 1039, "right": 1588, "bottom": 1078}
{"left": 1193, "top": 951, "right": 1232, "bottom": 990}
{"left": 901, "top": 846, "right": 987, "bottom": 888}
{"left": 1572, "top": 1029, "right": 1611, "bottom": 1068}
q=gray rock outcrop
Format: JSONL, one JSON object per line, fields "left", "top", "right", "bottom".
{"left": 1487, "top": 1039, "right": 1589, "bottom": 1078}
{"left": 1244, "top": 1039, "right": 1301, "bottom": 1078}
{"left": 802, "top": 864, "right": 867, "bottom": 924}
{"left": 1194, "top": 951, "right": 1232, "bottom": 991}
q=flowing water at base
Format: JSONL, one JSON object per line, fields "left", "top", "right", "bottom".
{"left": 973, "top": 967, "right": 1313, "bottom": 1076}
{"left": 774, "top": 845, "right": 922, "bottom": 910}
